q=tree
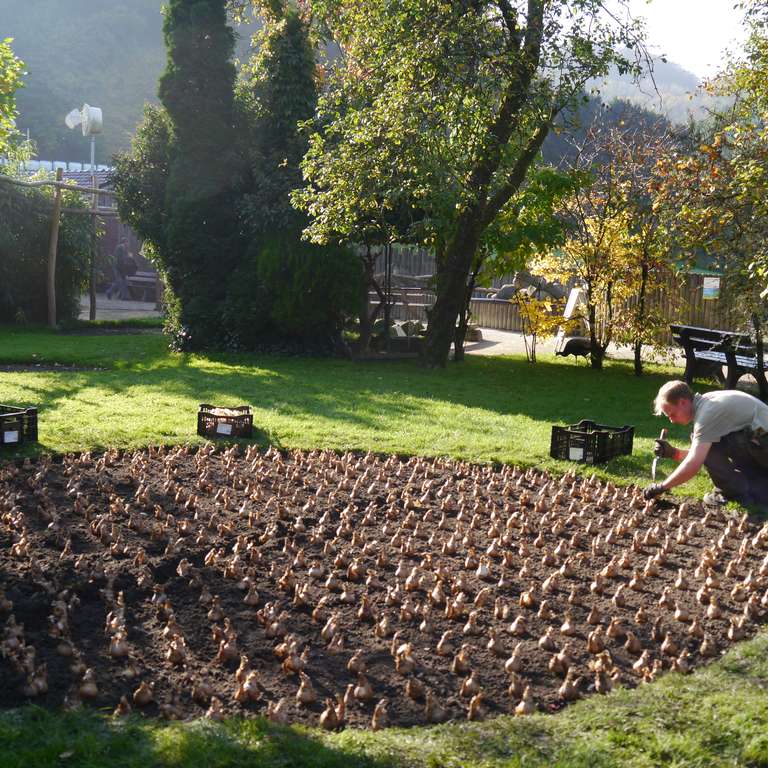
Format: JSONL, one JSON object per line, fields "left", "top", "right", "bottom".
{"left": 614, "top": 152, "right": 677, "bottom": 375}
{"left": 114, "top": 0, "right": 360, "bottom": 352}
{"left": 237, "top": 2, "right": 317, "bottom": 236}
{"left": 590, "top": 116, "right": 678, "bottom": 375}
{"left": 158, "top": 0, "right": 242, "bottom": 348}
{"left": 537, "top": 217, "right": 629, "bottom": 370}
{"left": 112, "top": 104, "right": 174, "bottom": 255}
{"left": 0, "top": 40, "right": 92, "bottom": 324}
{"left": 655, "top": 4, "right": 768, "bottom": 383}
{"left": 512, "top": 292, "right": 571, "bottom": 363}
{"left": 471, "top": 163, "right": 578, "bottom": 362}
{"left": 226, "top": 1, "right": 362, "bottom": 349}
{"left": 294, "top": 0, "right": 646, "bottom": 366}
{"left": 537, "top": 113, "right": 676, "bottom": 372}
{"left": 0, "top": 37, "right": 23, "bottom": 156}
{"left": 0, "top": 174, "right": 93, "bottom": 324}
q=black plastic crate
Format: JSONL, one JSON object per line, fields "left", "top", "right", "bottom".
{"left": 550, "top": 419, "right": 634, "bottom": 464}
{"left": 197, "top": 404, "right": 253, "bottom": 439}
{"left": 0, "top": 404, "right": 38, "bottom": 447}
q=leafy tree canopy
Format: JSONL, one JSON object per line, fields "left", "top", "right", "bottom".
{"left": 294, "top": 0, "right": 647, "bottom": 365}
{"left": 656, "top": 0, "right": 768, "bottom": 320}
{"left": 0, "top": 37, "right": 24, "bottom": 156}
{"left": 237, "top": 2, "right": 318, "bottom": 235}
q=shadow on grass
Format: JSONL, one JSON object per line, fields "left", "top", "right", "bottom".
{"left": 2, "top": 352, "right": 701, "bottom": 460}
{"left": 1, "top": 325, "right": 717, "bottom": 483}
{"left": 131, "top": 354, "right": 688, "bottom": 442}
{"left": 216, "top": 354, "right": 701, "bottom": 445}
{"left": 61, "top": 317, "right": 164, "bottom": 331}
{"left": 0, "top": 325, "right": 689, "bottom": 436}
{"left": 0, "top": 326, "right": 172, "bottom": 370}
{"left": 0, "top": 707, "right": 391, "bottom": 768}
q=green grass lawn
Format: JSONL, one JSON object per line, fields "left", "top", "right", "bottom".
{"left": 2, "top": 324, "right": 765, "bottom": 768}
{"left": 0, "top": 324, "right": 710, "bottom": 497}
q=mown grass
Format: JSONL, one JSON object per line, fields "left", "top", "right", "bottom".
{"left": 0, "top": 324, "right": 710, "bottom": 497}
{"left": 2, "top": 323, "right": 765, "bottom": 768}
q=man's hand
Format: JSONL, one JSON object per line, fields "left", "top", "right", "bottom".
{"left": 654, "top": 439, "right": 675, "bottom": 459}
{"left": 643, "top": 483, "right": 665, "bottom": 500}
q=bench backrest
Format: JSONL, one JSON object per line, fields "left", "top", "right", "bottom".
{"left": 669, "top": 325, "right": 755, "bottom": 350}
{"left": 670, "top": 324, "right": 754, "bottom": 355}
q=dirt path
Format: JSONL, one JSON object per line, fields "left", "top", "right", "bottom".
{"left": 78, "top": 293, "right": 161, "bottom": 322}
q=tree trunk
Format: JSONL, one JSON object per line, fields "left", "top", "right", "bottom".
{"left": 421, "top": 88, "right": 552, "bottom": 367}
{"left": 588, "top": 303, "right": 604, "bottom": 370}
{"left": 423, "top": 219, "right": 481, "bottom": 367}
{"left": 383, "top": 243, "right": 392, "bottom": 354}
{"left": 589, "top": 281, "right": 614, "bottom": 371}
{"left": 358, "top": 246, "right": 376, "bottom": 353}
{"left": 633, "top": 261, "right": 649, "bottom": 376}
{"left": 454, "top": 269, "right": 479, "bottom": 362}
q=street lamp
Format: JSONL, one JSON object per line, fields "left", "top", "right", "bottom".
{"left": 65, "top": 104, "right": 103, "bottom": 319}
{"left": 65, "top": 103, "right": 103, "bottom": 178}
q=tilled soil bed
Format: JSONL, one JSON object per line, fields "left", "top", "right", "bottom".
{"left": 1, "top": 445, "right": 767, "bottom": 729}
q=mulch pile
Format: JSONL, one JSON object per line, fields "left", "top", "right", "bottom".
{"left": 1, "top": 445, "right": 766, "bottom": 728}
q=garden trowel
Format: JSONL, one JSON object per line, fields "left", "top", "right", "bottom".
{"left": 651, "top": 428, "right": 668, "bottom": 481}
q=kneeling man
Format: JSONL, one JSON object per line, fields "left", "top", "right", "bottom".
{"left": 644, "top": 380, "right": 768, "bottom": 507}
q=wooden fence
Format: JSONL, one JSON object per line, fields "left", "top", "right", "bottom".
{"left": 370, "top": 245, "right": 513, "bottom": 288}
{"left": 367, "top": 246, "right": 736, "bottom": 336}
{"left": 469, "top": 299, "right": 524, "bottom": 330}
{"left": 373, "top": 245, "right": 435, "bottom": 277}
{"left": 648, "top": 273, "right": 732, "bottom": 332}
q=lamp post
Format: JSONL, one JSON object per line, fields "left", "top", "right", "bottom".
{"left": 65, "top": 104, "right": 103, "bottom": 319}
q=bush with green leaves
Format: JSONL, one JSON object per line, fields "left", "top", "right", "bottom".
{"left": 112, "top": 104, "right": 173, "bottom": 256}
{"left": 260, "top": 233, "right": 362, "bottom": 336}
{"left": 112, "top": 2, "right": 362, "bottom": 353}
{"left": 0, "top": 177, "right": 91, "bottom": 324}
{"left": 220, "top": 232, "right": 362, "bottom": 350}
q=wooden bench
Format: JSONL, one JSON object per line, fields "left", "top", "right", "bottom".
{"left": 670, "top": 324, "right": 768, "bottom": 400}
{"left": 126, "top": 271, "right": 158, "bottom": 303}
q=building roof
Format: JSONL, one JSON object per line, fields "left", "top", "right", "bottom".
{"left": 62, "top": 169, "right": 114, "bottom": 188}
{"left": 8, "top": 160, "right": 115, "bottom": 188}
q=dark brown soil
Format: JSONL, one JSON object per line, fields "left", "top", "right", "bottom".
{"left": 1, "top": 446, "right": 766, "bottom": 729}
{"left": 60, "top": 327, "right": 161, "bottom": 336}
{"left": 0, "top": 364, "right": 104, "bottom": 372}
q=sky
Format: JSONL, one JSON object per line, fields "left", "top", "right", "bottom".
{"left": 625, "top": 0, "right": 748, "bottom": 79}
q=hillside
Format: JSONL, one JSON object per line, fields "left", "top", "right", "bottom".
{"left": 2, "top": 2, "right": 720, "bottom": 164}
{"left": 589, "top": 56, "right": 729, "bottom": 125}
{"left": 1, "top": 0, "right": 257, "bottom": 164}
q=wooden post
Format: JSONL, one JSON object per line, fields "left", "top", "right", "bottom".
{"left": 89, "top": 212, "right": 97, "bottom": 321}
{"left": 46, "top": 168, "right": 64, "bottom": 328}
{"left": 89, "top": 142, "right": 97, "bottom": 321}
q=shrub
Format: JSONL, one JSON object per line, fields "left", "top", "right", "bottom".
{"left": 258, "top": 233, "right": 362, "bottom": 339}
{"left": 0, "top": 177, "right": 91, "bottom": 324}
{"left": 219, "top": 240, "right": 273, "bottom": 350}
{"left": 112, "top": 3, "right": 362, "bottom": 354}
{"left": 220, "top": 233, "right": 362, "bottom": 351}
